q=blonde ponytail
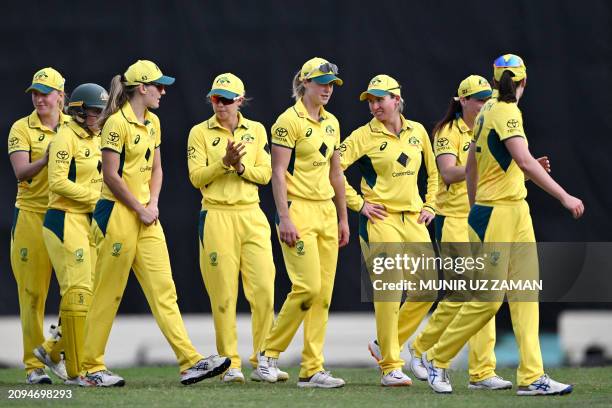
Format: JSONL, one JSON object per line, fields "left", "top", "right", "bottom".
{"left": 98, "top": 75, "right": 135, "bottom": 128}
{"left": 291, "top": 70, "right": 306, "bottom": 101}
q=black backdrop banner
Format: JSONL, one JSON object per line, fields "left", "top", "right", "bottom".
{"left": 2, "top": 1, "right": 611, "bottom": 329}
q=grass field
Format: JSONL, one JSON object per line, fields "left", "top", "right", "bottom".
{"left": 1, "top": 366, "right": 611, "bottom": 407}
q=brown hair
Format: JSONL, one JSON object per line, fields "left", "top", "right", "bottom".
{"left": 431, "top": 97, "right": 463, "bottom": 139}
{"left": 495, "top": 70, "right": 518, "bottom": 103}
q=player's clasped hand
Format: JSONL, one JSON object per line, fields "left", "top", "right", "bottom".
{"left": 417, "top": 209, "right": 435, "bottom": 226}
{"left": 138, "top": 205, "right": 158, "bottom": 226}
{"left": 223, "top": 141, "right": 247, "bottom": 167}
{"left": 360, "top": 201, "right": 388, "bottom": 224}
{"left": 278, "top": 215, "right": 300, "bottom": 247}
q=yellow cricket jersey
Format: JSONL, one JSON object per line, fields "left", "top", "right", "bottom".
{"left": 187, "top": 112, "right": 271, "bottom": 208}
{"left": 473, "top": 98, "right": 527, "bottom": 204}
{"left": 7, "top": 110, "right": 70, "bottom": 213}
{"left": 340, "top": 115, "right": 438, "bottom": 214}
{"left": 99, "top": 102, "right": 160, "bottom": 205}
{"left": 270, "top": 99, "right": 340, "bottom": 201}
{"left": 433, "top": 117, "right": 472, "bottom": 217}
{"left": 48, "top": 119, "right": 102, "bottom": 213}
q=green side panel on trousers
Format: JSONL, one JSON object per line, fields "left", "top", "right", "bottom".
{"left": 93, "top": 199, "right": 115, "bottom": 237}
{"left": 44, "top": 209, "right": 66, "bottom": 243}
{"left": 468, "top": 204, "right": 493, "bottom": 242}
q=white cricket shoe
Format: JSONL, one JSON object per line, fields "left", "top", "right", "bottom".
{"left": 408, "top": 346, "right": 428, "bottom": 381}
{"left": 421, "top": 352, "right": 452, "bottom": 394}
{"left": 33, "top": 346, "right": 68, "bottom": 381}
{"left": 251, "top": 368, "right": 289, "bottom": 382}
{"left": 180, "top": 355, "right": 231, "bottom": 385}
{"left": 368, "top": 339, "right": 382, "bottom": 365}
{"left": 469, "top": 375, "right": 513, "bottom": 390}
{"left": 381, "top": 369, "right": 412, "bottom": 387}
{"left": 222, "top": 368, "right": 245, "bottom": 383}
{"left": 255, "top": 352, "right": 278, "bottom": 383}
{"left": 64, "top": 377, "right": 81, "bottom": 386}
{"left": 516, "top": 374, "right": 573, "bottom": 396}
{"left": 297, "top": 371, "right": 345, "bottom": 388}
{"left": 26, "top": 368, "right": 52, "bottom": 384}
{"left": 79, "top": 370, "right": 125, "bottom": 387}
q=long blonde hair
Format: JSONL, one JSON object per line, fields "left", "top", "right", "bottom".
{"left": 98, "top": 75, "right": 136, "bottom": 128}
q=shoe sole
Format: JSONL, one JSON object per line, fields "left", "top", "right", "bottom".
{"left": 517, "top": 385, "right": 573, "bottom": 396}
{"left": 27, "top": 378, "right": 52, "bottom": 385}
{"left": 251, "top": 373, "right": 288, "bottom": 382}
{"left": 33, "top": 348, "right": 67, "bottom": 381}
{"left": 381, "top": 380, "right": 412, "bottom": 387}
{"left": 297, "top": 382, "right": 345, "bottom": 389}
{"left": 469, "top": 384, "right": 512, "bottom": 390}
{"left": 181, "top": 358, "right": 231, "bottom": 385}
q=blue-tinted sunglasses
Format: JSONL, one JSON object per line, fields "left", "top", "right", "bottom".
{"left": 494, "top": 54, "right": 523, "bottom": 68}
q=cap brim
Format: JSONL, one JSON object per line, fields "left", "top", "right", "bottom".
{"left": 469, "top": 90, "right": 493, "bottom": 100}
{"left": 311, "top": 74, "right": 343, "bottom": 86}
{"left": 155, "top": 75, "right": 175, "bottom": 85}
{"left": 359, "top": 89, "right": 391, "bottom": 101}
{"left": 25, "top": 83, "right": 56, "bottom": 94}
{"left": 206, "top": 89, "right": 240, "bottom": 99}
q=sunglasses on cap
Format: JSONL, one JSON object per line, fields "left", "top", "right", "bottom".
{"left": 494, "top": 55, "right": 523, "bottom": 68}
{"left": 210, "top": 95, "right": 238, "bottom": 105}
{"left": 304, "top": 62, "right": 339, "bottom": 78}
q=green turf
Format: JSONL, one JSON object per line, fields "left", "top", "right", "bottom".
{"left": 0, "top": 366, "right": 610, "bottom": 407}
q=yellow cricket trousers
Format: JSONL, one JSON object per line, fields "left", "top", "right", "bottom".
{"left": 199, "top": 205, "right": 275, "bottom": 369}
{"left": 10, "top": 207, "right": 58, "bottom": 373}
{"left": 412, "top": 215, "right": 497, "bottom": 382}
{"left": 360, "top": 211, "right": 434, "bottom": 375}
{"left": 81, "top": 200, "right": 203, "bottom": 373}
{"left": 429, "top": 200, "right": 544, "bottom": 386}
{"left": 263, "top": 199, "right": 338, "bottom": 379}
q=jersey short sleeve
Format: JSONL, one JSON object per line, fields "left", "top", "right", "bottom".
{"left": 492, "top": 103, "right": 526, "bottom": 141}
{"left": 8, "top": 122, "right": 30, "bottom": 154}
{"left": 434, "top": 124, "right": 460, "bottom": 158}
{"left": 151, "top": 113, "right": 161, "bottom": 148}
{"left": 271, "top": 115, "right": 298, "bottom": 148}
{"left": 100, "top": 114, "right": 125, "bottom": 153}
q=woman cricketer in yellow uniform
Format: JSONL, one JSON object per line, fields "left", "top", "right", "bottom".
{"left": 187, "top": 73, "right": 284, "bottom": 383}
{"left": 422, "top": 54, "right": 583, "bottom": 395}
{"left": 79, "top": 60, "right": 230, "bottom": 387}
{"left": 256, "top": 57, "right": 349, "bottom": 388}
{"left": 8, "top": 67, "right": 70, "bottom": 384}
{"left": 339, "top": 74, "right": 438, "bottom": 386}
{"left": 42, "top": 83, "right": 108, "bottom": 384}
{"left": 410, "top": 75, "right": 513, "bottom": 390}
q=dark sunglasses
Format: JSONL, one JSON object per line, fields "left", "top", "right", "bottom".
{"left": 304, "top": 62, "right": 339, "bottom": 79}
{"left": 145, "top": 83, "right": 165, "bottom": 92}
{"left": 210, "top": 95, "right": 237, "bottom": 105}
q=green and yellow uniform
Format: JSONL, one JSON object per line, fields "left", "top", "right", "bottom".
{"left": 262, "top": 98, "right": 341, "bottom": 379}
{"left": 340, "top": 115, "right": 437, "bottom": 375}
{"left": 8, "top": 110, "right": 70, "bottom": 373}
{"left": 81, "top": 102, "right": 203, "bottom": 374}
{"left": 42, "top": 118, "right": 102, "bottom": 378}
{"left": 188, "top": 112, "right": 275, "bottom": 370}
{"left": 428, "top": 98, "right": 543, "bottom": 386}
{"left": 411, "top": 117, "right": 497, "bottom": 383}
